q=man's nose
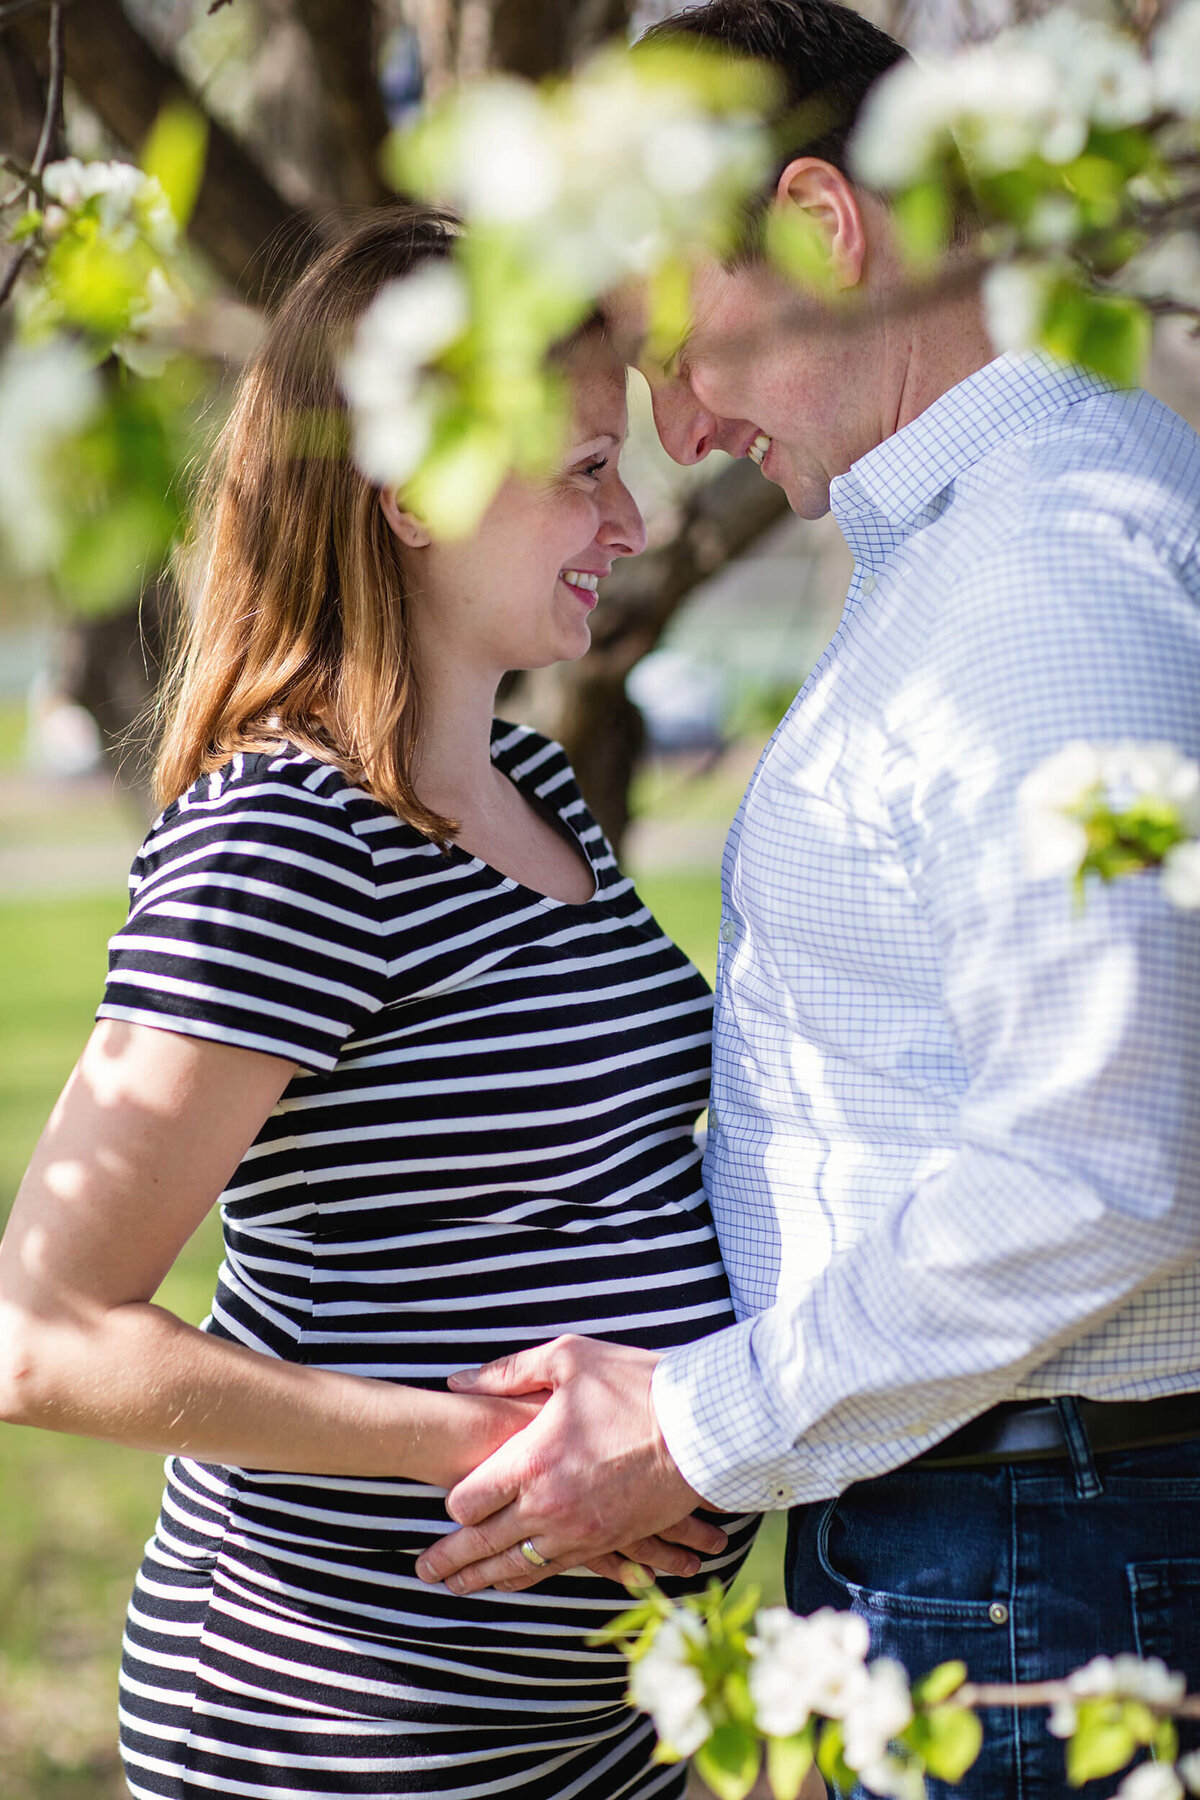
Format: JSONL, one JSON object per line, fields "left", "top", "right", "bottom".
{"left": 648, "top": 375, "right": 719, "bottom": 467}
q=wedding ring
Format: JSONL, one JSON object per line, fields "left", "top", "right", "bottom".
{"left": 518, "top": 1537, "right": 548, "bottom": 1568}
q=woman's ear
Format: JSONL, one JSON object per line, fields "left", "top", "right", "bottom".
{"left": 379, "top": 487, "right": 432, "bottom": 549}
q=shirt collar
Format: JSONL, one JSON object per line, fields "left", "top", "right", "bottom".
{"left": 830, "top": 351, "right": 1112, "bottom": 565}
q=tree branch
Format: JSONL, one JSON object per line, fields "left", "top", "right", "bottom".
{"left": 0, "top": 0, "right": 59, "bottom": 26}
{"left": 0, "top": 0, "right": 60, "bottom": 307}
{"left": 958, "top": 1681, "right": 1200, "bottom": 1719}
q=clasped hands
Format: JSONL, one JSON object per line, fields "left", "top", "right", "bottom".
{"left": 415, "top": 1335, "right": 725, "bottom": 1593}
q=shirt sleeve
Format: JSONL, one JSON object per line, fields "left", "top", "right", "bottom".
{"left": 97, "top": 759, "right": 388, "bottom": 1072}
{"left": 654, "top": 515, "right": 1200, "bottom": 1512}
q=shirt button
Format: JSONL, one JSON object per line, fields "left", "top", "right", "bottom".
{"left": 770, "top": 1482, "right": 793, "bottom": 1505}
{"left": 860, "top": 573, "right": 877, "bottom": 595}
{"left": 989, "top": 1602, "right": 1010, "bottom": 1625}
{"left": 720, "top": 919, "right": 737, "bottom": 944}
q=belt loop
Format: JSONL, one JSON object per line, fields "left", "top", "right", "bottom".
{"left": 1055, "top": 1397, "right": 1103, "bottom": 1498}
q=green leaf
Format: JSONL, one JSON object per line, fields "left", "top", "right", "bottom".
{"left": 912, "top": 1661, "right": 968, "bottom": 1707}
{"left": 766, "top": 1729, "right": 815, "bottom": 1800}
{"left": 912, "top": 1706, "right": 984, "bottom": 1783}
{"left": 892, "top": 179, "right": 950, "bottom": 268}
{"left": 9, "top": 209, "right": 42, "bottom": 244}
{"left": 721, "top": 1583, "right": 761, "bottom": 1635}
{"left": 142, "top": 102, "right": 209, "bottom": 229}
{"left": 816, "top": 1720, "right": 856, "bottom": 1794}
{"left": 1043, "top": 287, "right": 1150, "bottom": 388}
{"left": 1154, "top": 1719, "right": 1179, "bottom": 1765}
{"left": 765, "top": 203, "right": 835, "bottom": 294}
{"left": 1066, "top": 1714, "right": 1137, "bottom": 1786}
{"left": 694, "top": 1723, "right": 761, "bottom": 1800}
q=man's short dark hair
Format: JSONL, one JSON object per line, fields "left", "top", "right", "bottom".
{"left": 643, "top": 0, "right": 908, "bottom": 184}
{"left": 642, "top": 0, "right": 979, "bottom": 252}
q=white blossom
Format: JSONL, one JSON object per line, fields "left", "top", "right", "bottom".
{"left": 1069, "top": 1652, "right": 1187, "bottom": 1709}
{"left": 1153, "top": 0, "right": 1200, "bottom": 118}
{"left": 1177, "top": 1748, "right": 1200, "bottom": 1795}
{"left": 982, "top": 259, "right": 1058, "bottom": 355}
{"left": 842, "top": 1657, "right": 915, "bottom": 1775}
{"left": 628, "top": 1612, "right": 712, "bottom": 1756}
{"left": 852, "top": 18, "right": 1153, "bottom": 195}
{"left": 42, "top": 157, "right": 176, "bottom": 256}
{"left": 115, "top": 265, "right": 187, "bottom": 377}
{"left": 449, "top": 79, "right": 561, "bottom": 224}
{"left": 748, "top": 1606, "right": 872, "bottom": 1736}
{"left": 1018, "top": 741, "right": 1100, "bottom": 878}
{"left": 1049, "top": 1650, "right": 1188, "bottom": 1741}
{"left": 0, "top": 339, "right": 101, "bottom": 571}
{"left": 857, "top": 1751, "right": 927, "bottom": 1800}
{"left": 1112, "top": 1763, "right": 1185, "bottom": 1800}
{"left": 341, "top": 262, "right": 469, "bottom": 487}
{"left": 1162, "top": 840, "right": 1200, "bottom": 909}
{"left": 1022, "top": 12, "right": 1154, "bottom": 132}
{"left": 1018, "top": 741, "right": 1200, "bottom": 887}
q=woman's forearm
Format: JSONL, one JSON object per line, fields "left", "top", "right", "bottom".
{"left": 0, "top": 1294, "right": 536, "bottom": 1488}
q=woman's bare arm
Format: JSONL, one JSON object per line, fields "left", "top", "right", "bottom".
{"left": 0, "top": 1020, "right": 538, "bottom": 1488}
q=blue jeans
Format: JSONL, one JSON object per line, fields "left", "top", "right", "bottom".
{"left": 785, "top": 1414, "right": 1200, "bottom": 1799}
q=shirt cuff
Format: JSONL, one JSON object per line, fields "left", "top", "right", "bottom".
{"left": 651, "top": 1318, "right": 809, "bottom": 1514}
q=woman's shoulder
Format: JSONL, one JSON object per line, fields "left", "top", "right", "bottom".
{"left": 138, "top": 745, "right": 393, "bottom": 897}
{"left": 489, "top": 717, "right": 583, "bottom": 810}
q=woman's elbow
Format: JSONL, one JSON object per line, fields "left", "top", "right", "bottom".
{"left": 0, "top": 1304, "right": 69, "bottom": 1429}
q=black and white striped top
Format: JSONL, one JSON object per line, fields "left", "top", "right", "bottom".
{"left": 105, "top": 722, "right": 755, "bottom": 1800}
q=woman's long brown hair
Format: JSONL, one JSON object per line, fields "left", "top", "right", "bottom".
{"left": 154, "top": 205, "right": 459, "bottom": 840}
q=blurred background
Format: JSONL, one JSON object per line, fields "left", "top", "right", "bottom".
{"left": 2, "top": 1, "right": 1200, "bottom": 1795}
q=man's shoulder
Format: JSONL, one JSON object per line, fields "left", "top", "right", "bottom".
{"left": 973, "top": 380, "right": 1200, "bottom": 559}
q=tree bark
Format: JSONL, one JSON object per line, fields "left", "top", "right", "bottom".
{"left": 492, "top": 0, "right": 631, "bottom": 78}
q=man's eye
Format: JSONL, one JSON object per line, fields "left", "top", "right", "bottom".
{"left": 577, "top": 458, "right": 608, "bottom": 480}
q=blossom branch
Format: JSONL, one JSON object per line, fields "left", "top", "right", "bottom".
{"left": 957, "top": 1682, "right": 1200, "bottom": 1719}
{"left": 0, "top": 0, "right": 64, "bottom": 307}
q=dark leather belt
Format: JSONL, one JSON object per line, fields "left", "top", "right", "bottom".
{"left": 915, "top": 1393, "right": 1200, "bottom": 1469}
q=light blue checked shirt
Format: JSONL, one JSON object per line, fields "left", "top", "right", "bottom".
{"left": 652, "top": 352, "right": 1200, "bottom": 1513}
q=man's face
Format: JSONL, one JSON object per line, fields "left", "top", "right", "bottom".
{"left": 610, "top": 255, "right": 882, "bottom": 520}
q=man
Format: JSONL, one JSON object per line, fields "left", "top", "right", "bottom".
{"left": 416, "top": 3, "right": 1200, "bottom": 1790}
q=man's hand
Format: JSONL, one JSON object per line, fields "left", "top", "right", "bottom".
{"left": 414, "top": 1335, "right": 725, "bottom": 1594}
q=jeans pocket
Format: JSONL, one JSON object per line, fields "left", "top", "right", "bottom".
{"left": 816, "top": 1495, "right": 999, "bottom": 1625}
{"left": 1128, "top": 1558, "right": 1200, "bottom": 1755}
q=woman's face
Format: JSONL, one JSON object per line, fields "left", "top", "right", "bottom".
{"left": 392, "top": 350, "right": 646, "bottom": 679}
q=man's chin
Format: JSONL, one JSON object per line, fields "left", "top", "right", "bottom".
{"left": 777, "top": 472, "right": 832, "bottom": 521}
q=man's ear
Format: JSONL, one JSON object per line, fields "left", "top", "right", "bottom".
{"left": 773, "top": 157, "right": 868, "bottom": 291}
{"left": 379, "top": 487, "right": 432, "bottom": 549}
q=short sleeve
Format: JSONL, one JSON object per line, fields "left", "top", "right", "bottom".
{"left": 97, "top": 753, "right": 388, "bottom": 1072}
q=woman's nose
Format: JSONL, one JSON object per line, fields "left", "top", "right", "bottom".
{"left": 600, "top": 478, "right": 646, "bottom": 559}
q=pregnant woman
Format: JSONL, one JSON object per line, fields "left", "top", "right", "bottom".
{"left": 0, "top": 205, "right": 756, "bottom": 1800}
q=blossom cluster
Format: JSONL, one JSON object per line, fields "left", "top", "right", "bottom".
{"left": 615, "top": 1581, "right": 1200, "bottom": 1800}
{"left": 340, "top": 45, "right": 772, "bottom": 531}
{"left": 39, "top": 157, "right": 178, "bottom": 258}
{"left": 749, "top": 1608, "right": 919, "bottom": 1799}
{"left": 849, "top": 3, "right": 1200, "bottom": 364}
{"left": 1018, "top": 740, "right": 1200, "bottom": 909}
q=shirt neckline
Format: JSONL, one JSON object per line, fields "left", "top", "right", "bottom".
{"left": 441, "top": 722, "right": 600, "bottom": 911}
{"left": 831, "top": 351, "right": 1114, "bottom": 559}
